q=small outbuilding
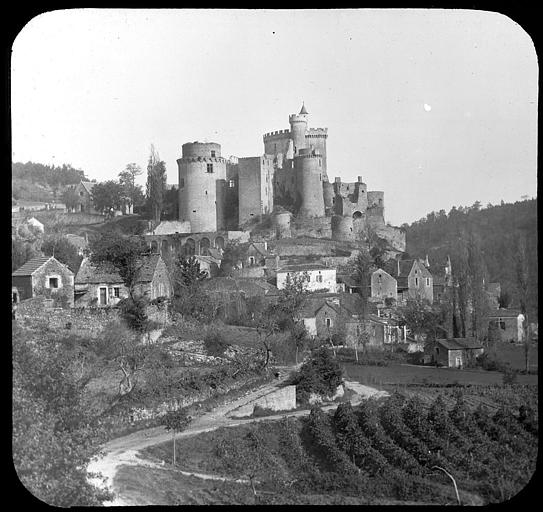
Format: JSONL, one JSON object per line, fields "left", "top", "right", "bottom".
{"left": 12, "top": 255, "right": 75, "bottom": 308}
{"left": 426, "top": 338, "right": 484, "bottom": 368}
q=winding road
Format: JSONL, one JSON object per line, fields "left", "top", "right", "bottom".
{"left": 87, "top": 371, "right": 387, "bottom": 506}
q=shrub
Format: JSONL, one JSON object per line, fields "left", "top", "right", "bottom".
{"left": 502, "top": 366, "right": 518, "bottom": 385}
{"left": 292, "top": 347, "right": 343, "bottom": 403}
{"left": 118, "top": 296, "right": 149, "bottom": 332}
{"left": 203, "top": 329, "right": 230, "bottom": 357}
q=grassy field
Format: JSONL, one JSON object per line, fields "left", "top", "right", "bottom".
{"left": 342, "top": 362, "right": 538, "bottom": 388}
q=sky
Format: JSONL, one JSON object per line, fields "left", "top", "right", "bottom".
{"left": 11, "top": 9, "right": 537, "bottom": 226}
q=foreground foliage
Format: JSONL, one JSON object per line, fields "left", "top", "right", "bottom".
{"left": 12, "top": 326, "right": 111, "bottom": 506}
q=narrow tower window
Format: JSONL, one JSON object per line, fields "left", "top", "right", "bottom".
{"left": 206, "top": 163, "right": 213, "bottom": 173}
{"left": 210, "top": 150, "right": 216, "bottom": 157}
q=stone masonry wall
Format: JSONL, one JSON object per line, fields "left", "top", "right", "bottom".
{"left": 229, "top": 385, "right": 297, "bottom": 418}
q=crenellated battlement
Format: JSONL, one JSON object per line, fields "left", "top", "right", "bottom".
{"left": 178, "top": 156, "right": 227, "bottom": 164}
{"left": 263, "top": 129, "right": 291, "bottom": 140}
{"left": 294, "top": 153, "right": 322, "bottom": 159}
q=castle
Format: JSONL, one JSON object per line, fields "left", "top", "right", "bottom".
{"left": 177, "top": 103, "right": 405, "bottom": 254}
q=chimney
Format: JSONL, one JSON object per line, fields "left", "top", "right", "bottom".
{"left": 357, "top": 176, "right": 363, "bottom": 183}
{"left": 425, "top": 254, "right": 429, "bottom": 267}
{"left": 397, "top": 258, "right": 400, "bottom": 277}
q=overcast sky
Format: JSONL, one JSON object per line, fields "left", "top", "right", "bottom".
{"left": 11, "top": 9, "right": 537, "bottom": 226}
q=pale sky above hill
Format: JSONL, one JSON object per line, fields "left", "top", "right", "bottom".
{"left": 11, "top": 9, "right": 537, "bottom": 226}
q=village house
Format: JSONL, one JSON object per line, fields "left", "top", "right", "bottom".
{"left": 424, "top": 338, "right": 484, "bottom": 368}
{"left": 70, "top": 181, "right": 99, "bottom": 214}
{"left": 193, "top": 254, "right": 221, "bottom": 278}
{"left": 26, "top": 217, "right": 44, "bottom": 233}
{"left": 276, "top": 263, "right": 340, "bottom": 293}
{"left": 12, "top": 255, "right": 75, "bottom": 307}
{"left": 74, "top": 254, "right": 172, "bottom": 307}
{"left": 394, "top": 259, "right": 434, "bottom": 303}
{"left": 487, "top": 308, "right": 526, "bottom": 343}
{"left": 370, "top": 268, "right": 397, "bottom": 302}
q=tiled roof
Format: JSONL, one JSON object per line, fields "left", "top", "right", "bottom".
{"left": 75, "top": 254, "right": 161, "bottom": 284}
{"left": 12, "top": 256, "right": 52, "bottom": 276}
{"left": 277, "top": 263, "right": 331, "bottom": 273}
{"left": 299, "top": 102, "right": 308, "bottom": 115}
{"left": 436, "top": 338, "right": 483, "bottom": 350}
{"left": 80, "top": 181, "right": 96, "bottom": 194}
{"left": 201, "top": 277, "right": 278, "bottom": 297}
{"left": 487, "top": 308, "right": 522, "bottom": 318}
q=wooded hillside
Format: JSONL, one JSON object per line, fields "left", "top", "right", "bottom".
{"left": 12, "top": 161, "right": 89, "bottom": 201}
{"left": 404, "top": 199, "right": 537, "bottom": 318}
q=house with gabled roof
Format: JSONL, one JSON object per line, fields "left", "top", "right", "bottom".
{"left": 74, "top": 254, "right": 172, "bottom": 307}
{"left": 70, "top": 181, "right": 99, "bottom": 214}
{"left": 393, "top": 259, "right": 433, "bottom": 303}
{"left": 425, "top": 337, "right": 484, "bottom": 368}
{"left": 12, "top": 255, "right": 74, "bottom": 307}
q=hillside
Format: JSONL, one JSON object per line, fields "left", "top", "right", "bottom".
{"left": 404, "top": 199, "right": 537, "bottom": 318}
{"left": 12, "top": 161, "right": 89, "bottom": 202}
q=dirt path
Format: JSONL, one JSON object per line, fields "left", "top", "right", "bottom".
{"left": 87, "top": 371, "right": 386, "bottom": 506}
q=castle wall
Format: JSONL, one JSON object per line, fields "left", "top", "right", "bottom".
{"left": 291, "top": 216, "right": 332, "bottom": 239}
{"left": 238, "top": 156, "right": 274, "bottom": 226}
{"left": 178, "top": 142, "right": 226, "bottom": 233}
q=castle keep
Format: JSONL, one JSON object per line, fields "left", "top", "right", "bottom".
{"left": 175, "top": 103, "right": 405, "bottom": 255}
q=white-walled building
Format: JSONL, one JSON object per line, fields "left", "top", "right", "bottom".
{"left": 276, "top": 263, "right": 339, "bottom": 293}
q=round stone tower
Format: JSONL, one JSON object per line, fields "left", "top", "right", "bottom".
{"left": 271, "top": 207, "right": 292, "bottom": 239}
{"left": 177, "top": 142, "right": 227, "bottom": 233}
{"left": 294, "top": 147, "right": 325, "bottom": 218}
{"left": 289, "top": 102, "right": 309, "bottom": 156}
{"left": 331, "top": 215, "right": 354, "bottom": 242}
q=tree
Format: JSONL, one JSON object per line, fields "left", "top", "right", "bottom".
{"left": 12, "top": 223, "right": 43, "bottom": 271}
{"left": 42, "top": 235, "right": 83, "bottom": 273}
{"left": 162, "top": 409, "right": 191, "bottom": 466}
{"left": 61, "top": 186, "right": 80, "bottom": 212}
{"left": 146, "top": 145, "right": 167, "bottom": 223}
{"left": 398, "top": 297, "right": 440, "bottom": 343}
{"left": 118, "top": 163, "right": 144, "bottom": 214}
{"left": 89, "top": 232, "right": 150, "bottom": 297}
{"left": 91, "top": 180, "right": 124, "bottom": 216}
{"left": 353, "top": 249, "right": 373, "bottom": 315}
{"left": 173, "top": 255, "right": 208, "bottom": 292}
{"left": 94, "top": 320, "right": 148, "bottom": 395}
{"left": 515, "top": 233, "right": 530, "bottom": 372}
{"left": 12, "top": 326, "right": 111, "bottom": 506}
{"left": 218, "top": 241, "right": 245, "bottom": 276}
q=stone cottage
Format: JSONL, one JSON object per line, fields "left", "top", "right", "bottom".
{"left": 276, "top": 263, "right": 339, "bottom": 293}
{"left": 487, "top": 308, "right": 526, "bottom": 343}
{"left": 370, "top": 268, "right": 397, "bottom": 302}
{"left": 74, "top": 254, "right": 172, "bottom": 307}
{"left": 426, "top": 338, "right": 484, "bottom": 368}
{"left": 12, "top": 255, "right": 75, "bottom": 307}
{"left": 394, "top": 259, "right": 434, "bottom": 303}
{"left": 70, "top": 181, "right": 99, "bottom": 214}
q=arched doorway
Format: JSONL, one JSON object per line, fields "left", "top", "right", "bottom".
{"left": 161, "top": 239, "right": 169, "bottom": 256}
{"left": 214, "top": 236, "right": 225, "bottom": 250}
{"left": 200, "top": 237, "right": 211, "bottom": 256}
{"left": 184, "top": 238, "right": 195, "bottom": 256}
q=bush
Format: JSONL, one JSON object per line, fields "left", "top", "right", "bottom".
{"left": 292, "top": 347, "right": 343, "bottom": 403}
{"left": 502, "top": 366, "right": 518, "bottom": 385}
{"left": 118, "top": 296, "right": 149, "bottom": 332}
{"left": 203, "top": 329, "right": 231, "bottom": 357}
